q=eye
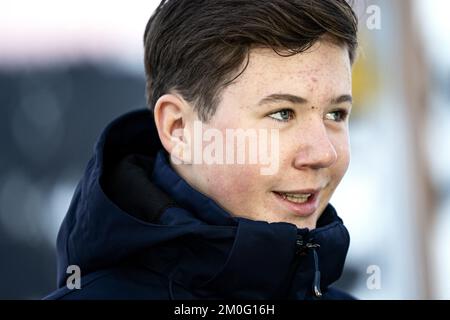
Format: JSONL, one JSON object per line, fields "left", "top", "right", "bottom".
{"left": 325, "top": 109, "right": 349, "bottom": 122}
{"left": 268, "top": 109, "right": 295, "bottom": 122}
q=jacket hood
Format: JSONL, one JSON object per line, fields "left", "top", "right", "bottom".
{"left": 56, "top": 109, "right": 351, "bottom": 299}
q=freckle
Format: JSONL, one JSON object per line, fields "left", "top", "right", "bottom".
{"left": 311, "top": 77, "right": 318, "bottom": 83}
{"left": 311, "top": 106, "right": 316, "bottom": 110}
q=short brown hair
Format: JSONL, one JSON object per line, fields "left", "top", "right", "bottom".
{"left": 144, "top": 0, "right": 358, "bottom": 122}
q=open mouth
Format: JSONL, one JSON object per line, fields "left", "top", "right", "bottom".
{"left": 274, "top": 191, "right": 313, "bottom": 204}
{"left": 272, "top": 190, "right": 319, "bottom": 216}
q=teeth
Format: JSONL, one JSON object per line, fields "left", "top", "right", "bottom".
{"left": 279, "top": 192, "right": 311, "bottom": 204}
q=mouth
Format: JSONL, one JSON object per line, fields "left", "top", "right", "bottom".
{"left": 272, "top": 189, "right": 320, "bottom": 217}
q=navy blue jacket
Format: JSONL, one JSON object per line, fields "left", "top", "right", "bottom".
{"left": 45, "top": 109, "right": 354, "bottom": 300}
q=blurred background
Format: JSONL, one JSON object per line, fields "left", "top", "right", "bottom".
{"left": 0, "top": 0, "right": 449, "bottom": 299}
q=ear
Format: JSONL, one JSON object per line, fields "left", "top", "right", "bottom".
{"left": 153, "top": 93, "right": 193, "bottom": 164}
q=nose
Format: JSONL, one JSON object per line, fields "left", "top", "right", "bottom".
{"left": 292, "top": 119, "right": 337, "bottom": 170}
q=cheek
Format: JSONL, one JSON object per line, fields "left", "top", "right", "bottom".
{"left": 333, "top": 138, "right": 351, "bottom": 179}
{"left": 204, "top": 164, "right": 264, "bottom": 202}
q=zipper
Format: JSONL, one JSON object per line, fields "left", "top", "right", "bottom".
{"left": 296, "top": 234, "right": 322, "bottom": 298}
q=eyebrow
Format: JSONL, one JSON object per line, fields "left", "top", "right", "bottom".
{"left": 257, "top": 93, "right": 353, "bottom": 106}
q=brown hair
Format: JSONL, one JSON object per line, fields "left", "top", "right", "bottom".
{"left": 144, "top": 0, "right": 358, "bottom": 122}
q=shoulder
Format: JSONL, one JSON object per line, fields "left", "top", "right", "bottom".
{"left": 44, "top": 266, "right": 169, "bottom": 300}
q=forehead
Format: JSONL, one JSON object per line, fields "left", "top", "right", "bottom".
{"left": 225, "top": 41, "right": 352, "bottom": 103}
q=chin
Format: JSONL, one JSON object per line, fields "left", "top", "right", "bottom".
{"left": 289, "top": 213, "right": 319, "bottom": 230}
{"left": 292, "top": 220, "right": 316, "bottom": 230}
{"left": 264, "top": 213, "right": 317, "bottom": 230}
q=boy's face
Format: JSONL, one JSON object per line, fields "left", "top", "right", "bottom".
{"left": 177, "top": 40, "right": 352, "bottom": 230}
